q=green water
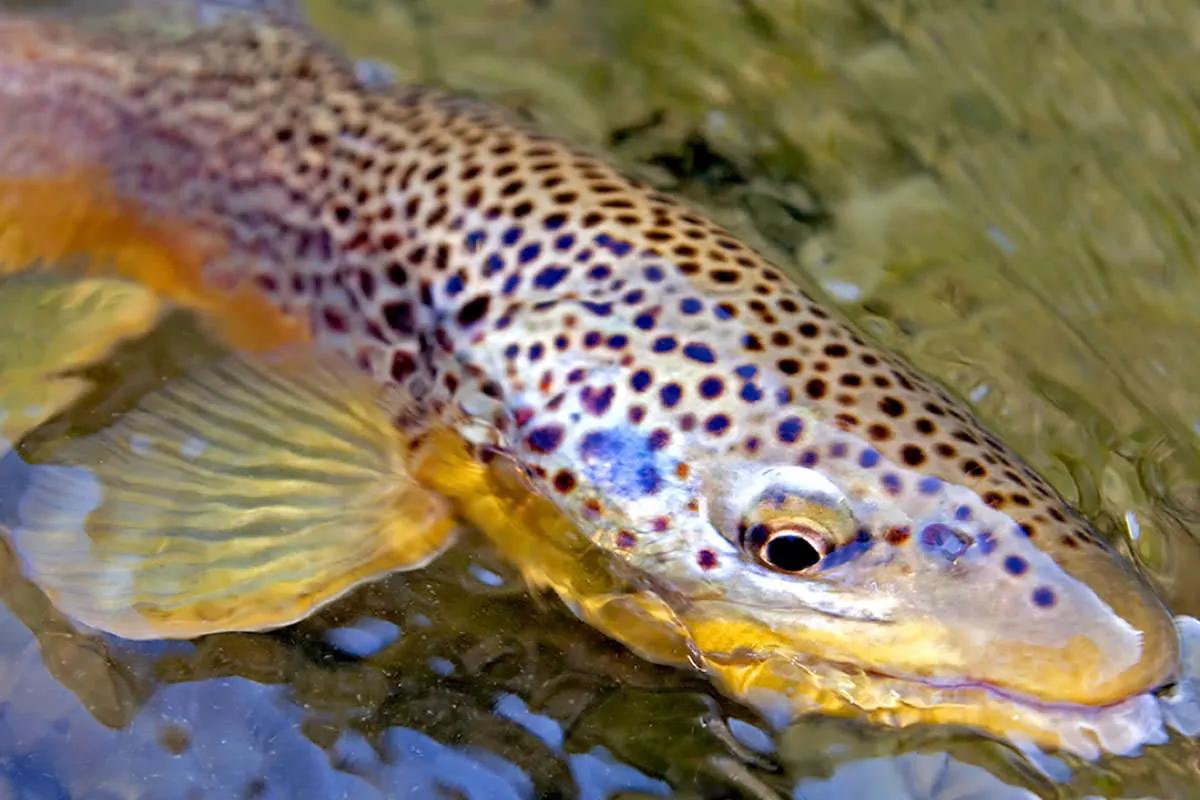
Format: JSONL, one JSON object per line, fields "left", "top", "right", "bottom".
{"left": 2, "top": 1, "right": 1200, "bottom": 797}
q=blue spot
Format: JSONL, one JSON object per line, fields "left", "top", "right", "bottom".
{"left": 954, "top": 505, "right": 972, "bottom": 521}
{"left": 504, "top": 344, "right": 519, "bottom": 359}
{"left": 529, "top": 343, "right": 545, "bottom": 361}
{"left": 611, "top": 240, "right": 632, "bottom": 256}
{"left": 920, "top": 523, "right": 967, "bottom": 560}
{"left": 683, "top": 343, "right": 715, "bottom": 363}
{"left": 714, "top": 305, "right": 734, "bottom": 320}
{"left": 595, "top": 233, "right": 612, "bottom": 247}
{"left": 660, "top": 384, "right": 682, "bottom": 408}
{"left": 653, "top": 336, "right": 678, "bottom": 353}
{"left": 502, "top": 226, "right": 522, "bottom": 245}
{"left": 544, "top": 215, "right": 566, "bottom": 230}
{"left": 705, "top": 414, "right": 730, "bottom": 434}
{"left": 496, "top": 316, "right": 512, "bottom": 329}
{"left": 534, "top": 266, "right": 568, "bottom": 289}
{"left": 699, "top": 377, "right": 723, "bottom": 399}
{"left": 917, "top": 476, "right": 941, "bottom": 495}
{"left": 635, "top": 313, "right": 656, "bottom": 330}
{"left": 800, "top": 451, "right": 818, "bottom": 467}
{"left": 581, "top": 301, "right": 612, "bottom": 316}
{"left": 583, "top": 332, "right": 602, "bottom": 347}
{"left": 518, "top": 243, "right": 542, "bottom": 264}
{"left": 623, "top": 289, "right": 645, "bottom": 304}
{"left": 588, "top": 265, "right": 612, "bottom": 281}
{"left": 554, "top": 334, "right": 569, "bottom": 350}
{"left": 680, "top": 298, "right": 703, "bottom": 315}
{"left": 631, "top": 370, "right": 651, "bottom": 392}
{"left": 445, "top": 275, "right": 464, "bottom": 296}
{"left": 576, "top": 249, "right": 593, "bottom": 262}
{"left": 1004, "top": 555, "right": 1028, "bottom": 575}
{"left": 775, "top": 387, "right": 793, "bottom": 405}
{"left": 579, "top": 428, "right": 662, "bottom": 498}
{"left": 822, "top": 535, "right": 874, "bottom": 569}
{"left": 977, "top": 530, "right": 996, "bottom": 554}
{"left": 777, "top": 416, "right": 804, "bottom": 443}
{"left": 740, "top": 383, "right": 763, "bottom": 403}
{"left": 735, "top": 364, "right": 758, "bottom": 380}
{"left": 859, "top": 449, "right": 880, "bottom": 468}
{"left": 527, "top": 425, "right": 564, "bottom": 454}
{"left": 484, "top": 253, "right": 504, "bottom": 275}
{"left": 882, "top": 473, "right": 901, "bottom": 493}
{"left": 502, "top": 274, "right": 521, "bottom": 294}
{"left": 643, "top": 266, "right": 665, "bottom": 282}
{"left": 1032, "top": 587, "right": 1056, "bottom": 607}
{"left": 554, "top": 233, "right": 575, "bottom": 251}
{"left": 464, "top": 230, "right": 485, "bottom": 251}
{"left": 607, "top": 334, "right": 628, "bottom": 349}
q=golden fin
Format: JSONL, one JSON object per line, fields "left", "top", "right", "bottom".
{"left": 0, "top": 170, "right": 308, "bottom": 352}
{"left": 0, "top": 272, "right": 162, "bottom": 443}
{"left": 8, "top": 353, "right": 455, "bottom": 640}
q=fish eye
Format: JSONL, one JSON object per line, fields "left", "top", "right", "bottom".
{"left": 745, "top": 522, "right": 830, "bottom": 574}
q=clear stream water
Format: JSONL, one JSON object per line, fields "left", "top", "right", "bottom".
{"left": 1, "top": 1, "right": 1200, "bottom": 797}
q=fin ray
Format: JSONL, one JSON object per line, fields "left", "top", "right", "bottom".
{"left": 10, "top": 353, "right": 454, "bottom": 639}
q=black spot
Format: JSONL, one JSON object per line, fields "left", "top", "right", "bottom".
{"left": 383, "top": 301, "right": 415, "bottom": 334}
{"left": 879, "top": 397, "right": 904, "bottom": 417}
{"left": 456, "top": 295, "right": 491, "bottom": 326}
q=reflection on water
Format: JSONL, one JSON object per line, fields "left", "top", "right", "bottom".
{"left": 3, "top": 0, "right": 1200, "bottom": 797}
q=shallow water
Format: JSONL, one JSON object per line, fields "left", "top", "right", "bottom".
{"left": 2, "top": 0, "right": 1200, "bottom": 797}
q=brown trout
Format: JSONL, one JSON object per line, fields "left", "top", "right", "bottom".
{"left": 0, "top": 9, "right": 1187, "bottom": 757}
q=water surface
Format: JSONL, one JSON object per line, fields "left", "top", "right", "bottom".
{"left": 2, "top": 1, "right": 1200, "bottom": 797}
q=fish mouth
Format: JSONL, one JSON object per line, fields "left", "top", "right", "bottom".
{"left": 697, "top": 640, "right": 1178, "bottom": 759}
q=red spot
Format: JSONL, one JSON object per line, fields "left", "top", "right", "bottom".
{"left": 697, "top": 550, "right": 718, "bottom": 570}
{"left": 616, "top": 530, "right": 637, "bottom": 549}
{"left": 553, "top": 470, "right": 577, "bottom": 493}
{"left": 652, "top": 517, "right": 669, "bottom": 532}
{"left": 885, "top": 526, "right": 911, "bottom": 545}
{"left": 513, "top": 407, "right": 535, "bottom": 427}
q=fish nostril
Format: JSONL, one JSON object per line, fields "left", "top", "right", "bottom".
{"left": 920, "top": 523, "right": 971, "bottom": 561}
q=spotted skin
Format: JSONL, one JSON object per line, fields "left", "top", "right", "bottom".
{"left": 0, "top": 17, "right": 1180, "bottom": 749}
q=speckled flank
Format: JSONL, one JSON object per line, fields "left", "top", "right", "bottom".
{"left": 0, "top": 21, "right": 1130, "bottom": 613}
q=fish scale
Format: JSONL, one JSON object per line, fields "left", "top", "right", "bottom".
{"left": 0, "top": 13, "right": 1183, "bottom": 755}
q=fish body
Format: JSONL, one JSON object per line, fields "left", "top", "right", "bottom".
{"left": 0, "top": 13, "right": 1183, "bottom": 755}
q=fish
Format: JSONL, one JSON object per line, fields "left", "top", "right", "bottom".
{"left": 0, "top": 9, "right": 1188, "bottom": 758}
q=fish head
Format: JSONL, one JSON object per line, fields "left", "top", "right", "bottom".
{"left": 532, "top": 388, "right": 1180, "bottom": 751}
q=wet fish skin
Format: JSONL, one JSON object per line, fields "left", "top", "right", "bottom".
{"left": 0, "top": 13, "right": 1181, "bottom": 751}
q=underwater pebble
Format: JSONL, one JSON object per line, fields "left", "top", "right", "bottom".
{"left": 382, "top": 728, "right": 529, "bottom": 800}
{"left": 468, "top": 563, "right": 505, "bottom": 587}
{"left": 1163, "top": 616, "right": 1200, "bottom": 737}
{"left": 727, "top": 718, "right": 774, "bottom": 755}
{"left": 428, "top": 657, "right": 456, "bottom": 676}
{"left": 324, "top": 618, "right": 401, "bottom": 658}
{"left": 793, "top": 753, "right": 1037, "bottom": 800}
{"left": 494, "top": 693, "right": 564, "bottom": 751}
{"left": 568, "top": 747, "right": 671, "bottom": 800}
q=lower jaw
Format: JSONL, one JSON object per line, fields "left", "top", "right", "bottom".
{"left": 702, "top": 650, "right": 1170, "bottom": 760}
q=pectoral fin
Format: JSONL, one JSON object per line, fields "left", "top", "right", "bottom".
{"left": 9, "top": 353, "right": 455, "bottom": 640}
{"left": 0, "top": 272, "right": 162, "bottom": 444}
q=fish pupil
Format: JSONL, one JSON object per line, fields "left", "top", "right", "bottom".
{"left": 763, "top": 534, "right": 821, "bottom": 572}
